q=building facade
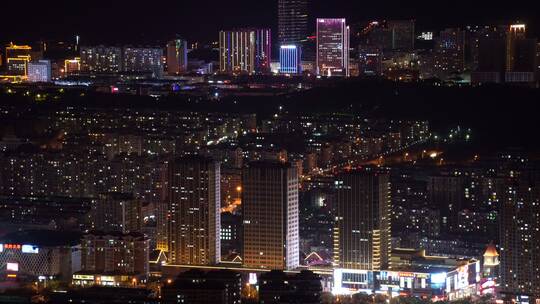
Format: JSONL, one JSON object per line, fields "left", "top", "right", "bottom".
{"left": 242, "top": 161, "right": 299, "bottom": 270}
{"left": 280, "top": 45, "right": 302, "bottom": 74}
{"left": 334, "top": 169, "right": 391, "bottom": 270}
{"left": 27, "top": 60, "right": 52, "bottom": 82}
{"left": 278, "top": 0, "right": 308, "bottom": 46}
{"left": 219, "top": 29, "right": 272, "bottom": 74}
{"left": 165, "top": 156, "right": 221, "bottom": 265}
{"left": 167, "top": 39, "right": 188, "bottom": 75}
{"left": 316, "top": 18, "right": 350, "bottom": 77}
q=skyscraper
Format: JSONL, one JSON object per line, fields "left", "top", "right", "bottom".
{"left": 219, "top": 29, "right": 271, "bottom": 74}
{"left": 165, "top": 156, "right": 221, "bottom": 266}
{"left": 167, "top": 39, "right": 188, "bottom": 75}
{"left": 242, "top": 161, "right": 299, "bottom": 270}
{"left": 278, "top": 0, "right": 308, "bottom": 46}
{"left": 500, "top": 171, "right": 540, "bottom": 301}
{"left": 334, "top": 169, "right": 391, "bottom": 270}
{"left": 316, "top": 18, "right": 350, "bottom": 77}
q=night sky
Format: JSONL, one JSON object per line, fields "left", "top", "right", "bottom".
{"left": 3, "top": 0, "right": 538, "bottom": 45}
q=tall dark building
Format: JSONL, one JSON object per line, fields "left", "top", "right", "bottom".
{"left": 334, "top": 169, "right": 391, "bottom": 270}
{"left": 242, "top": 161, "right": 299, "bottom": 270}
{"left": 500, "top": 171, "right": 540, "bottom": 301}
{"left": 505, "top": 24, "right": 537, "bottom": 83}
{"left": 278, "top": 0, "right": 308, "bottom": 46}
{"left": 164, "top": 156, "right": 221, "bottom": 266}
{"left": 387, "top": 20, "right": 415, "bottom": 51}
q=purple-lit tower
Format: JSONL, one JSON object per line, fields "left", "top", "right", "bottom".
{"left": 219, "top": 28, "right": 272, "bottom": 74}
{"left": 316, "top": 18, "right": 350, "bottom": 77}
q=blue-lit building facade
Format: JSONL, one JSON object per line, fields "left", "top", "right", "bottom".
{"left": 280, "top": 45, "right": 302, "bottom": 74}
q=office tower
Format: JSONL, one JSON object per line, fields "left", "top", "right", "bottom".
{"left": 505, "top": 24, "right": 537, "bottom": 83}
{"left": 5, "top": 43, "right": 32, "bottom": 76}
{"left": 280, "top": 45, "right": 302, "bottom": 74}
{"left": 334, "top": 169, "right": 391, "bottom": 270}
{"left": 499, "top": 171, "right": 540, "bottom": 300}
{"left": 219, "top": 29, "right": 272, "bottom": 74}
{"left": 278, "top": 0, "right": 308, "bottom": 46}
{"left": 167, "top": 39, "right": 188, "bottom": 75}
{"left": 81, "top": 231, "right": 149, "bottom": 276}
{"left": 27, "top": 60, "right": 52, "bottom": 82}
{"left": 388, "top": 20, "right": 415, "bottom": 51}
{"left": 166, "top": 156, "right": 220, "bottom": 265}
{"left": 91, "top": 193, "right": 142, "bottom": 233}
{"left": 80, "top": 45, "right": 123, "bottom": 73}
{"left": 358, "top": 45, "right": 383, "bottom": 76}
{"left": 123, "top": 47, "right": 164, "bottom": 78}
{"left": 242, "top": 161, "right": 299, "bottom": 270}
{"left": 433, "top": 28, "right": 466, "bottom": 80}
{"left": 316, "top": 18, "right": 350, "bottom": 77}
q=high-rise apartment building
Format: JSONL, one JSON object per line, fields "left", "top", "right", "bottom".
{"left": 334, "top": 169, "right": 391, "bottom": 270}
{"left": 219, "top": 29, "right": 272, "bottom": 74}
{"left": 278, "top": 0, "right": 308, "bottom": 46}
{"left": 90, "top": 193, "right": 142, "bottom": 234}
{"left": 165, "top": 156, "right": 221, "bottom": 266}
{"left": 80, "top": 46, "right": 123, "bottom": 73}
{"left": 500, "top": 171, "right": 540, "bottom": 301}
{"left": 316, "top": 18, "right": 350, "bottom": 77}
{"left": 123, "top": 47, "right": 163, "bottom": 78}
{"left": 167, "top": 39, "right": 188, "bottom": 75}
{"left": 81, "top": 231, "right": 149, "bottom": 276}
{"left": 242, "top": 161, "right": 299, "bottom": 270}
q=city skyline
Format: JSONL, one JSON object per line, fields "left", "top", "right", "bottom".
{"left": 2, "top": 1, "right": 539, "bottom": 44}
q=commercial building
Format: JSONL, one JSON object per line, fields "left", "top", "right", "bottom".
{"left": 219, "top": 29, "right": 272, "bottom": 74}
{"left": 316, "top": 18, "right": 350, "bottom": 77}
{"left": 278, "top": 0, "right": 308, "bottom": 46}
{"left": 280, "top": 45, "right": 302, "bottom": 74}
{"left": 242, "top": 161, "right": 299, "bottom": 270}
{"left": 27, "top": 60, "right": 52, "bottom": 82}
{"left": 4, "top": 43, "right": 32, "bottom": 78}
{"left": 334, "top": 169, "right": 391, "bottom": 270}
{"left": 165, "top": 156, "right": 221, "bottom": 265}
{"left": 0, "top": 230, "right": 81, "bottom": 282}
{"left": 167, "top": 39, "right": 188, "bottom": 75}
